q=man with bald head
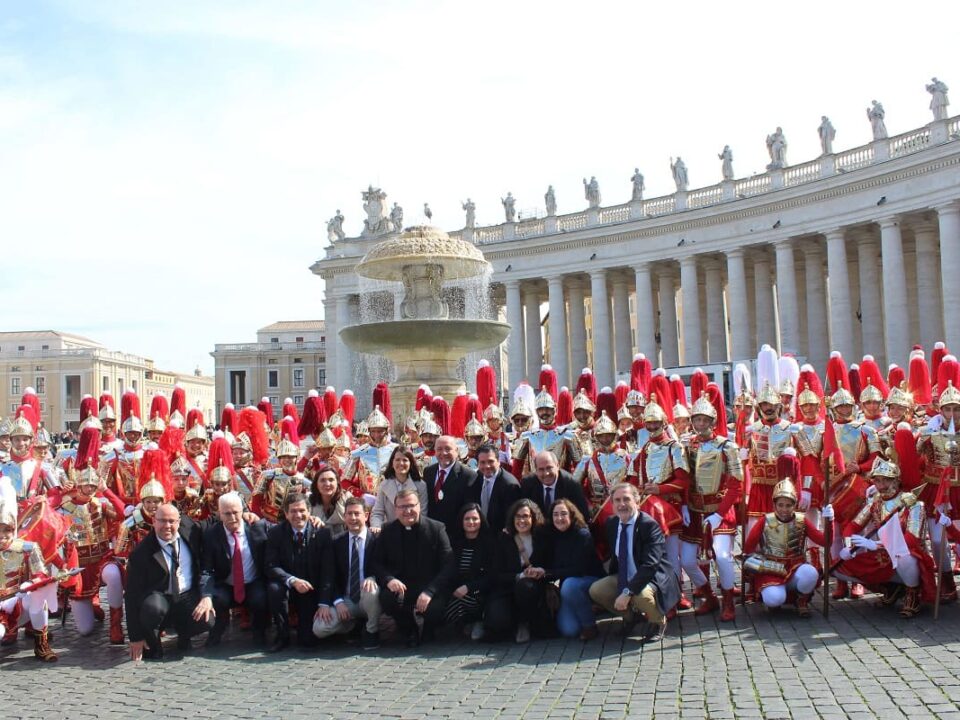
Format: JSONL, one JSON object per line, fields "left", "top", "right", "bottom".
{"left": 422, "top": 435, "right": 477, "bottom": 536}
{"left": 196, "top": 492, "right": 270, "bottom": 647}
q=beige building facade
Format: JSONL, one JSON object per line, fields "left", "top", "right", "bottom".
{"left": 210, "top": 321, "right": 327, "bottom": 421}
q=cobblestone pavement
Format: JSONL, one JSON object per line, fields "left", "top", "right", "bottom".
{"left": 3, "top": 588, "right": 960, "bottom": 720}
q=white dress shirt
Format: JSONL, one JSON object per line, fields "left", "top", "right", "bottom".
{"left": 615, "top": 512, "right": 639, "bottom": 585}
{"left": 225, "top": 525, "right": 258, "bottom": 584}
{"left": 334, "top": 527, "right": 368, "bottom": 606}
{"left": 159, "top": 535, "right": 194, "bottom": 593}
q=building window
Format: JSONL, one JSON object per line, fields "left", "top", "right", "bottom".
{"left": 269, "top": 396, "right": 279, "bottom": 407}
{"left": 268, "top": 370, "right": 279, "bottom": 388}
{"left": 267, "top": 358, "right": 277, "bottom": 365}
{"left": 293, "top": 357, "right": 302, "bottom": 364}
{"left": 9, "top": 404, "right": 16, "bottom": 413}
{"left": 117, "top": 379, "right": 124, "bottom": 396}
{"left": 132, "top": 380, "right": 138, "bottom": 393}
{"left": 41, "top": 344, "right": 49, "bottom": 351}
{"left": 293, "top": 368, "right": 304, "bottom": 387}
{"left": 35, "top": 377, "right": 45, "bottom": 394}
{"left": 270, "top": 337, "right": 279, "bottom": 344}
{"left": 293, "top": 395, "right": 304, "bottom": 405}
{"left": 11, "top": 377, "right": 20, "bottom": 395}
{"left": 317, "top": 369, "right": 326, "bottom": 386}
{"left": 102, "top": 376, "right": 110, "bottom": 392}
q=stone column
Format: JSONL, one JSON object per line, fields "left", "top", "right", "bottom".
{"left": 914, "top": 221, "right": 944, "bottom": 349}
{"left": 705, "top": 259, "right": 727, "bottom": 362}
{"left": 754, "top": 253, "right": 776, "bottom": 348}
{"left": 877, "top": 217, "right": 910, "bottom": 368}
{"left": 854, "top": 229, "right": 884, "bottom": 365}
{"left": 726, "top": 249, "right": 751, "bottom": 361}
{"left": 590, "top": 269, "right": 613, "bottom": 384}
{"left": 803, "top": 246, "right": 829, "bottom": 372}
{"left": 323, "top": 293, "right": 337, "bottom": 389}
{"left": 825, "top": 229, "right": 855, "bottom": 359}
{"left": 547, "top": 274, "right": 570, "bottom": 388}
{"left": 612, "top": 274, "right": 633, "bottom": 376}
{"left": 504, "top": 280, "right": 526, "bottom": 390}
{"left": 523, "top": 287, "right": 543, "bottom": 381}
{"left": 658, "top": 271, "right": 680, "bottom": 367}
{"left": 938, "top": 202, "right": 960, "bottom": 351}
{"left": 568, "top": 280, "right": 588, "bottom": 377}
{"left": 339, "top": 295, "right": 357, "bottom": 390}
{"left": 679, "top": 256, "right": 704, "bottom": 365}
{"left": 633, "top": 263, "right": 657, "bottom": 359}
{"left": 774, "top": 239, "right": 800, "bottom": 355}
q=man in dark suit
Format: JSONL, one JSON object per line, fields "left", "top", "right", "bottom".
{"left": 194, "top": 492, "right": 270, "bottom": 646}
{"left": 264, "top": 492, "right": 334, "bottom": 652}
{"left": 470, "top": 443, "right": 521, "bottom": 533}
{"left": 520, "top": 450, "right": 589, "bottom": 519}
{"left": 371, "top": 488, "right": 455, "bottom": 647}
{"left": 125, "top": 503, "right": 214, "bottom": 661}
{"left": 589, "top": 484, "right": 680, "bottom": 642}
{"left": 422, "top": 435, "right": 477, "bottom": 535}
{"left": 313, "top": 496, "right": 381, "bottom": 650}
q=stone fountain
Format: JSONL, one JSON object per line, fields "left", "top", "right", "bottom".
{"left": 339, "top": 225, "right": 510, "bottom": 430}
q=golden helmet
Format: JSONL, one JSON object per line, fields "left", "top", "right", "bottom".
{"left": 209, "top": 464, "right": 233, "bottom": 487}
{"left": 886, "top": 385, "right": 913, "bottom": 408}
{"left": 145, "top": 415, "right": 166, "bottom": 434}
{"left": 366, "top": 406, "right": 390, "bottom": 430}
{"left": 139, "top": 476, "right": 167, "bottom": 501}
{"left": 276, "top": 438, "right": 300, "bottom": 458}
{"left": 0, "top": 418, "right": 12, "bottom": 437}
{"left": 316, "top": 428, "right": 337, "bottom": 449}
{"left": 483, "top": 403, "right": 504, "bottom": 422}
{"left": 464, "top": 414, "right": 486, "bottom": 438}
{"left": 185, "top": 422, "right": 208, "bottom": 443}
{"left": 939, "top": 381, "right": 960, "bottom": 408}
{"left": 778, "top": 378, "right": 796, "bottom": 396}
{"left": 672, "top": 402, "right": 690, "bottom": 419}
{"left": 98, "top": 403, "right": 117, "bottom": 422}
{"left": 404, "top": 414, "right": 419, "bottom": 431}
{"left": 420, "top": 418, "right": 442, "bottom": 437}
{"left": 625, "top": 389, "right": 646, "bottom": 408}
{"left": 535, "top": 387, "right": 556, "bottom": 411}
{"left": 797, "top": 383, "right": 820, "bottom": 408}
{"left": 859, "top": 384, "right": 884, "bottom": 404}
{"left": 510, "top": 397, "right": 533, "bottom": 419}
{"left": 76, "top": 465, "right": 101, "bottom": 488}
{"left": 756, "top": 381, "right": 781, "bottom": 407}
{"left": 617, "top": 404, "right": 632, "bottom": 422}
{"left": 10, "top": 414, "right": 33, "bottom": 438}
{"left": 772, "top": 478, "right": 798, "bottom": 503}
{"left": 122, "top": 415, "right": 144, "bottom": 435}
{"left": 643, "top": 395, "right": 668, "bottom": 424}
{"left": 80, "top": 414, "right": 103, "bottom": 432}
{"left": 870, "top": 456, "right": 901, "bottom": 480}
{"left": 572, "top": 390, "right": 596, "bottom": 413}
{"left": 593, "top": 411, "right": 618, "bottom": 436}
{"left": 34, "top": 427, "right": 52, "bottom": 447}
{"left": 830, "top": 384, "right": 856, "bottom": 407}
{"left": 416, "top": 406, "right": 433, "bottom": 427}
{"left": 232, "top": 432, "right": 252, "bottom": 452}
{"left": 170, "top": 456, "right": 191, "bottom": 476}
{"left": 326, "top": 409, "right": 345, "bottom": 430}
{"left": 354, "top": 421, "right": 370, "bottom": 438}
{"left": 690, "top": 393, "right": 717, "bottom": 419}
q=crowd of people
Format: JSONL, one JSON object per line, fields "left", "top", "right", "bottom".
{"left": 1, "top": 343, "right": 959, "bottom": 663}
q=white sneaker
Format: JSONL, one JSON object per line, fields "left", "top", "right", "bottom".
{"left": 514, "top": 622, "right": 531, "bottom": 644}
{"left": 470, "top": 621, "right": 485, "bottom": 641}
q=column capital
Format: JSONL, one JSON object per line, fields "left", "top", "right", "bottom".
{"left": 610, "top": 273, "right": 631, "bottom": 289}
{"left": 588, "top": 267, "right": 608, "bottom": 281}
{"left": 910, "top": 218, "right": 939, "bottom": 235}
{"left": 772, "top": 237, "right": 795, "bottom": 249}
{"left": 725, "top": 247, "right": 745, "bottom": 259}
{"left": 503, "top": 278, "right": 521, "bottom": 289}
{"left": 877, "top": 215, "right": 901, "bottom": 230}
{"left": 679, "top": 254, "right": 699, "bottom": 269}
{"left": 546, "top": 273, "right": 566, "bottom": 287}
{"left": 703, "top": 256, "right": 724, "bottom": 272}
{"left": 934, "top": 200, "right": 960, "bottom": 216}
{"left": 823, "top": 227, "right": 846, "bottom": 243}
{"left": 632, "top": 260, "right": 652, "bottom": 273}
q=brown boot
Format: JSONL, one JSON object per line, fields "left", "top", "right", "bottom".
{"left": 941, "top": 573, "right": 958, "bottom": 603}
{"left": 879, "top": 583, "right": 905, "bottom": 606}
{"left": 109, "top": 606, "right": 124, "bottom": 644}
{"left": 831, "top": 580, "right": 849, "bottom": 600}
{"left": 694, "top": 584, "right": 719, "bottom": 615}
{"left": 719, "top": 589, "right": 736, "bottom": 622}
{"left": 33, "top": 627, "right": 58, "bottom": 662}
{"left": 796, "top": 594, "right": 812, "bottom": 618}
{"left": 899, "top": 587, "right": 921, "bottom": 618}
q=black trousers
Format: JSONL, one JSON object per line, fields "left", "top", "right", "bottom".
{"left": 210, "top": 580, "right": 268, "bottom": 636}
{"left": 267, "top": 580, "right": 318, "bottom": 644}
{"left": 138, "top": 589, "right": 214, "bottom": 651}
{"left": 484, "top": 578, "right": 549, "bottom": 637}
{"left": 379, "top": 584, "right": 448, "bottom": 636}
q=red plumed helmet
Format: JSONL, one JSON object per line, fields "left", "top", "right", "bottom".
{"left": 937, "top": 355, "right": 960, "bottom": 398}
{"left": 538, "top": 364, "right": 559, "bottom": 402}
{"left": 689, "top": 368, "right": 709, "bottom": 405}
{"left": 338, "top": 390, "right": 356, "bottom": 425}
{"left": 298, "top": 391, "right": 327, "bottom": 438}
{"left": 858, "top": 355, "right": 889, "bottom": 399}
{"left": 556, "top": 387, "right": 573, "bottom": 426}
{"left": 415, "top": 384, "right": 432, "bottom": 412}
{"left": 430, "top": 396, "right": 451, "bottom": 436}
{"left": 322, "top": 386, "right": 339, "bottom": 418}
{"left": 825, "top": 351, "right": 850, "bottom": 395}
{"left": 894, "top": 423, "right": 922, "bottom": 491}
{"left": 15, "top": 404, "right": 38, "bottom": 433}
{"left": 372, "top": 382, "right": 392, "bottom": 425}
{"left": 220, "top": 403, "right": 239, "bottom": 436}
{"left": 908, "top": 351, "right": 932, "bottom": 405}
{"left": 149, "top": 394, "right": 169, "bottom": 423}
{"left": 170, "top": 385, "right": 186, "bottom": 423}
{"left": 848, "top": 364, "right": 862, "bottom": 402}
{"left": 575, "top": 368, "right": 598, "bottom": 406}
{"left": 75, "top": 426, "right": 102, "bottom": 471}
{"left": 797, "top": 364, "right": 825, "bottom": 421}
{"left": 280, "top": 416, "right": 299, "bottom": 446}
{"left": 614, "top": 381, "right": 629, "bottom": 409}
{"left": 887, "top": 364, "right": 906, "bottom": 391}
{"left": 79, "top": 395, "right": 98, "bottom": 423}
{"left": 238, "top": 407, "right": 270, "bottom": 466}
{"left": 21, "top": 387, "right": 40, "bottom": 423}
{"left": 98, "top": 392, "right": 116, "bottom": 413}
{"left": 630, "top": 354, "right": 652, "bottom": 395}
{"left": 282, "top": 398, "right": 299, "bottom": 425}
{"left": 159, "top": 423, "right": 185, "bottom": 461}
{"left": 475, "top": 360, "right": 497, "bottom": 411}
{"left": 207, "top": 435, "right": 236, "bottom": 478}
{"left": 463, "top": 394, "right": 483, "bottom": 429}
{"left": 706, "top": 383, "right": 728, "bottom": 437}
{"left": 669, "top": 374, "right": 688, "bottom": 408}
{"left": 257, "top": 397, "right": 275, "bottom": 427}
{"left": 449, "top": 390, "right": 468, "bottom": 439}
{"left": 121, "top": 390, "right": 141, "bottom": 424}
{"left": 931, "top": 342, "right": 948, "bottom": 387}
{"left": 137, "top": 448, "right": 173, "bottom": 502}
{"left": 186, "top": 408, "right": 204, "bottom": 431}
{"left": 648, "top": 371, "right": 675, "bottom": 423}
{"left": 776, "top": 446, "right": 801, "bottom": 482}
{"left": 595, "top": 386, "right": 617, "bottom": 421}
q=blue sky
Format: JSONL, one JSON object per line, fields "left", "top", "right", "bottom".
{"left": 2, "top": 1, "right": 957, "bottom": 375}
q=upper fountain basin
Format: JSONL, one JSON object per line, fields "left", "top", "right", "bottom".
{"left": 355, "top": 225, "right": 490, "bottom": 282}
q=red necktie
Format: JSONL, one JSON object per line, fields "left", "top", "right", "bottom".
{"left": 435, "top": 468, "right": 446, "bottom": 502}
{"left": 232, "top": 531, "right": 246, "bottom": 604}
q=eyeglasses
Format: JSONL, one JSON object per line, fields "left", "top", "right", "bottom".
{"left": 396, "top": 504, "right": 419, "bottom": 512}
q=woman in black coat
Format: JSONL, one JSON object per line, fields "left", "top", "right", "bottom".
{"left": 545, "top": 499, "right": 605, "bottom": 640}
{"left": 484, "top": 498, "right": 554, "bottom": 643}
{"left": 445, "top": 503, "right": 497, "bottom": 641}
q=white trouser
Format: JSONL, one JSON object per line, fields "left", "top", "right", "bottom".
{"left": 681, "top": 534, "right": 735, "bottom": 591}
{"left": 760, "top": 564, "right": 819, "bottom": 607}
{"left": 0, "top": 581, "right": 58, "bottom": 638}
{"left": 664, "top": 534, "right": 681, "bottom": 582}
{"left": 835, "top": 553, "right": 920, "bottom": 588}
{"left": 73, "top": 563, "right": 124, "bottom": 636}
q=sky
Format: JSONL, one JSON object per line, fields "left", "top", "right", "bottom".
{"left": 2, "top": 0, "right": 958, "bottom": 375}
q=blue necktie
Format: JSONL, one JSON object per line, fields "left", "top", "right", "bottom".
{"left": 617, "top": 523, "right": 630, "bottom": 593}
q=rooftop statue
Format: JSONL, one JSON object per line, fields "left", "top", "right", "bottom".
{"left": 818, "top": 116, "right": 836, "bottom": 156}
{"left": 867, "top": 100, "right": 888, "bottom": 140}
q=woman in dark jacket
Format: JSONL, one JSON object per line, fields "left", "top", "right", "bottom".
{"left": 445, "top": 503, "right": 497, "bottom": 641}
{"left": 546, "top": 498, "right": 605, "bottom": 640}
{"left": 485, "top": 498, "right": 554, "bottom": 643}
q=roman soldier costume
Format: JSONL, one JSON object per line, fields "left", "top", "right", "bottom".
{"left": 342, "top": 406, "right": 397, "bottom": 497}
{"left": 744, "top": 382, "right": 797, "bottom": 523}
{"left": 483, "top": 404, "right": 512, "bottom": 467}
{"left": 513, "top": 388, "right": 580, "bottom": 477}
{"left": 252, "top": 422, "right": 308, "bottom": 524}
{"left": 569, "top": 390, "right": 597, "bottom": 459}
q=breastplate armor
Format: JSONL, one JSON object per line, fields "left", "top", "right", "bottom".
{"left": 173, "top": 489, "right": 203, "bottom": 520}
{"left": 571, "top": 425, "right": 594, "bottom": 458}
{"left": 641, "top": 441, "right": 687, "bottom": 486}
{"left": 761, "top": 513, "right": 807, "bottom": 558}
{"left": 116, "top": 507, "right": 151, "bottom": 557}
{"left": 61, "top": 498, "right": 113, "bottom": 565}
{"left": 110, "top": 450, "right": 143, "bottom": 500}
{"left": 919, "top": 431, "right": 960, "bottom": 483}
{"left": 415, "top": 450, "right": 437, "bottom": 476}
{"left": 1, "top": 539, "right": 44, "bottom": 595}
{"left": 690, "top": 438, "right": 741, "bottom": 496}
{"left": 835, "top": 422, "right": 873, "bottom": 467}
{"left": 853, "top": 493, "right": 926, "bottom": 540}
{"left": 186, "top": 453, "right": 208, "bottom": 489}
{"left": 577, "top": 450, "right": 629, "bottom": 504}
{"left": 347, "top": 443, "right": 396, "bottom": 481}
{"left": 2, "top": 460, "right": 36, "bottom": 502}
{"left": 257, "top": 470, "right": 306, "bottom": 522}
{"left": 749, "top": 421, "right": 794, "bottom": 463}
{"left": 794, "top": 422, "right": 823, "bottom": 457}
